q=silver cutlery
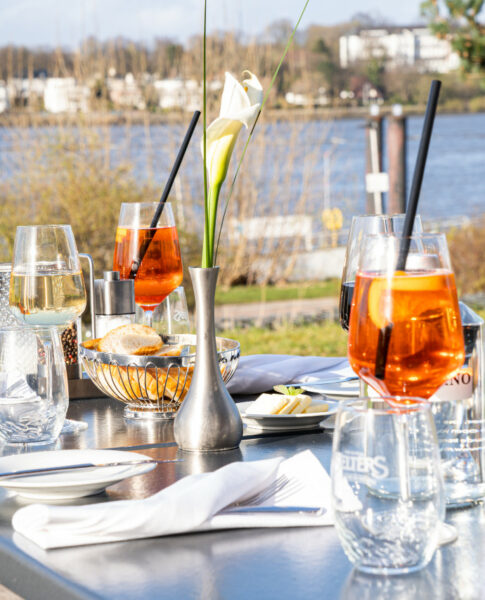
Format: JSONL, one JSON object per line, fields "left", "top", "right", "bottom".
{"left": 297, "top": 376, "right": 359, "bottom": 386}
{"left": 223, "top": 506, "right": 325, "bottom": 515}
{"left": 228, "top": 474, "right": 306, "bottom": 509}
{"left": 0, "top": 458, "right": 183, "bottom": 480}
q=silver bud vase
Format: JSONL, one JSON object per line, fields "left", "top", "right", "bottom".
{"left": 174, "top": 266, "right": 243, "bottom": 451}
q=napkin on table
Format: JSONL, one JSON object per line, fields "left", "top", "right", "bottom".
{"left": 12, "top": 450, "right": 333, "bottom": 549}
{"left": 227, "top": 354, "right": 353, "bottom": 395}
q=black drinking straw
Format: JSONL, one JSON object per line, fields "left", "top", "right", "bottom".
{"left": 128, "top": 110, "right": 201, "bottom": 279}
{"left": 374, "top": 80, "right": 441, "bottom": 380}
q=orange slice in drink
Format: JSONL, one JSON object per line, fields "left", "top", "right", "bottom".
{"left": 367, "top": 271, "right": 445, "bottom": 330}
{"left": 115, "top": 227, "right": 127, "bottom": 244}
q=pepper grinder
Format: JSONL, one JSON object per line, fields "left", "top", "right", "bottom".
{"left": 94, "top": 271, "right": 135, "bottom": 338}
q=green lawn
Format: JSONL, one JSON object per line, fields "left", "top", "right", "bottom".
{"left": 220, "top": 320, "right": 348, "bottom": 357}
{"left": 214, "top": 279, "right": 340, "bottom": 305}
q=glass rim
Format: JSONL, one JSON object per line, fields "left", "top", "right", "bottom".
{"left": 338, "top": 396, "right": 432, "bottom": 415}
{"left": 352, "top": 213, "right": 409, "bottom": 219}
{"left": 0, "top": 324, "right": 66, "bottom": 333}
{"left": 16, "top": 224, "right": 73, "bottom": 231}
{"left": 362, "top": 232, "right": 445, "bottom": 241}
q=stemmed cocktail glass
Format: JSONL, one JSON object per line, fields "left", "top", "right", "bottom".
{"left": 339, "top": 215, "right": 422, "bottom": 395}
{"left": 347, "top": 233, "right": 464, "bottom": 399}
{"left": 113, "top": 202, "right": 183, "bottom": 328}
{"left": 9, "top": 225, "right": 88, "bottom": 434}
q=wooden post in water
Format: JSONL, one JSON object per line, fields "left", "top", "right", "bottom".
{"left": 387, "top": 105, "right": 407, "bottom": 214}
{"left": 365, "top": 111, "right": 384, "bottom": 213}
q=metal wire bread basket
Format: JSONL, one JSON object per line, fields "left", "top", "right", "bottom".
{"left": 79, "top": 334, "right": 240, "bottom": 420}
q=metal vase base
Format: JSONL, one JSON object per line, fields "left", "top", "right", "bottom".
{"left": 174, "top": 267, "right": 243, "bottom": 452}
{"left": 124, "top": 406, "right": 177, "bottom": 421}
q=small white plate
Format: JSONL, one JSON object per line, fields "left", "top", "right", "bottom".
{"left": 0, "top": 449, "right": 156, "bottom": 500}
{"left": 239, "top": 400, "right": 338, "bottom": 432}
{"left": 301, "top": 380, "right": 359, "bottom": 398}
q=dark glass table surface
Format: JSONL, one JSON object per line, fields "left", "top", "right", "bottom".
{"left": 0, "top": 396, "right": 482, "bottom": 600}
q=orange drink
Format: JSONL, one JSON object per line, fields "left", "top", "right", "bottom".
{"left": 113, "top": 226, "right": 183, "bottom": 309}
{"left": 348, "top": 269, "right": 465, "bottom": 399}
{"left": 113, "top": 202, "right": 183, "bottom": 327}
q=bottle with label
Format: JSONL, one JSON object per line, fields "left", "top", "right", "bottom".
{"left": 94, "top": 271, "right": 135, "bottom": 339}
{"left": 432, "top": 301, "right": 485, "bottom": 507}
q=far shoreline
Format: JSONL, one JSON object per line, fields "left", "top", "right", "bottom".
{"left": 0, "top": 105, "right": 483, "bottom": 128}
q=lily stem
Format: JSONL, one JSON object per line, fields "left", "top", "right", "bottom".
{"left": 202, "top": 182, "right": 222, "bottom": 268}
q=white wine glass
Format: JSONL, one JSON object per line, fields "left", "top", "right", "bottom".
{"left": 9, "top": 225, "right": 88, "bottom": 434}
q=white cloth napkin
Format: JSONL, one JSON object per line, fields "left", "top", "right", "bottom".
{"left": 227, "top": 354, "right": 353, "bottom": 395}
{"left": 12, "top": 450, "right": 333, "bottom": 549}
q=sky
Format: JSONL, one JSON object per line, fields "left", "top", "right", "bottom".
{"left": 0, "top": 0, "right": 425, "bottom": 48}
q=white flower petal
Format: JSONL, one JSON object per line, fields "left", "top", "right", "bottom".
{"left": 204, "top": 117, "right": 243, "bottom": 185}
{"left": 242, "top": 70, "right": 264, "bottom": 107}
{"left": 220, "top": 72, "right": 250, "bottom": 119}
{"left": 201, "top": 70, "right": 263, "bottom": 186}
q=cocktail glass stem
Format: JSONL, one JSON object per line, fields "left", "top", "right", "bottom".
{"left": 36, "top": 328, "right": 87, "bottom": 435}
{"left": 165, "top": 296, "right": 172, "bottom": 335}
{"left": 142, "top": 309, "right": 154, "bottom": 328}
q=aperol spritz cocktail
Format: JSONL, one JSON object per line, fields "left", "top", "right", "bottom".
{"left": 113, "top": 202, "right": 183, "bottom": 325}
{"left": 348, "top": 234, "right": 465, "bottom": 400}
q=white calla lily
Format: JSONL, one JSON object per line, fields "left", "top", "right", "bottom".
{"left": 202, "top": 71, "right": 263, "bottom": 267}
{"left": 204, "top": 71, "right": 263, "bottom": 187}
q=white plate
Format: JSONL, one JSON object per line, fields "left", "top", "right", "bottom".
{"left": 0, "top": 449, "right": 156, "bottom": 500}
{"left": 300, "top": 380, "right": 359, "bottom": 398}
{"left": 238, "top": 400, "right": 338, "bottom": 432}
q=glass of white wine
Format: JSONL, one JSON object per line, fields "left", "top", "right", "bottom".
{"left": 9, "top": 225, "right": 88, "bottom": 434}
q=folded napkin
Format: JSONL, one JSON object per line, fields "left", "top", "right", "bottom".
{"left": 12, "top": 450, "right": 333, "bottom": 549}
{"left": 227, "top": 354, "right": 353, "bottom": 395}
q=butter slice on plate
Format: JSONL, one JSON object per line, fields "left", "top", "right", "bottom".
{"left": 289, "top": 394, "right": 312, "bottom": 414}
{"left": 278, "top": 396, "right": 301, "bottom": 414}
{"left": 247, "top": 393, "right": 288, "bottom": 415}
{"left": 303, "top": 403, "right": 329, "bottom": 414}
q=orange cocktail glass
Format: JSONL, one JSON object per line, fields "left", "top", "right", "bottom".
{"left": 113, "top": 202, "right": 183, "bottom": 326}
{"left": 348, "top": 234, "right": 465, "bottom": 400}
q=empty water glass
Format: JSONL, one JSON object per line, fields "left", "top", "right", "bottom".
{"left": 331, "top": 397, "right": 444, "bottom": 575}
{"left": 0, "top": 327, "right": 68, "bottom": 445}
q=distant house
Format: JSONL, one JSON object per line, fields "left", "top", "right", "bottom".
{"left": 44, "top": 78, "right": 90, "bottom": 113}
{"left": 0, "top": 82, "right": 9, "bottom": 113}
{"left": 153, "top": 79, "right": 200, "bottom": 111}
{"left": 285, "top": 87, "right": 329, "bottom": 107}
{"left": 5, "top": 78, "right": 45, "bottom": 107}
{"left": 285, "top": 92, "right": 311, "bottom": 107}
{"left": 339, "top": 26, "right": 460, "bottom": 73}
{"left": 107, "top": 73, "right": 145, "bottom": 110}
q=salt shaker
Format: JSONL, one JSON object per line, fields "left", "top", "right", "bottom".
{"left": 94, "top": 271, "right": 135, "bottom": 338}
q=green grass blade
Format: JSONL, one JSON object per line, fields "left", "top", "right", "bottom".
{"left": 213, "top": 0, "right": 310, "bottom": 264}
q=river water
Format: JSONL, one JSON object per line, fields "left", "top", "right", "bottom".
{"left": 1, "top": 112, "right": 483, "bottom": 229}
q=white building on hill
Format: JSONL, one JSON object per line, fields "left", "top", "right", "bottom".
{"left": 339, "top": 27, "right": 460, "bottom": 73}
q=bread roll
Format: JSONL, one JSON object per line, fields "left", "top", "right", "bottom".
{"left": 98, "top": 324, "right": 162, "bottom": 355}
